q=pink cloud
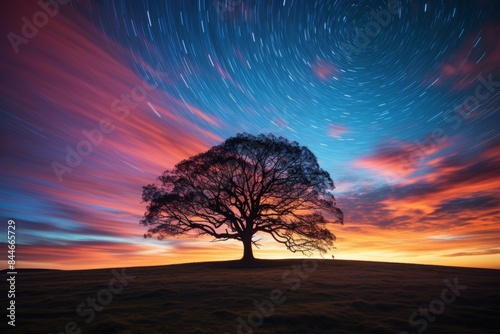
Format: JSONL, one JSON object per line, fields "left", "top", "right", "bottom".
{"left": 313, "top": 59, "right": 338, "bottom": 81}
{"left": 328, "top": 124, "right": 348, "bottom": 138}
{"left": 353, "top": 136, "right": 450, "bottom": 180}
{"left": 428, "top": 24, "right": 500, "bottom": 90}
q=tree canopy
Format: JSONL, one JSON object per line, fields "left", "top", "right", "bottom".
{"left": 141, "top": 133, "right": 343, "bottom": 262}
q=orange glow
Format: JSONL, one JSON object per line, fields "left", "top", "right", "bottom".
{"left": 2, "top": 1, "right": 499, "bottom": 272}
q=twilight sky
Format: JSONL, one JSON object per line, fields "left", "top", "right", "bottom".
{"left": 1, "top": 0, "right": 499, "bottom": 270}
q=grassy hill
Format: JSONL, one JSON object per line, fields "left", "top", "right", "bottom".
{"left": 5, "top": 259, "right": 500, "bottom": 333}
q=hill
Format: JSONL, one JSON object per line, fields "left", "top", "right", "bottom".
{"left": 6, "top": 259, "right": 500, "bottom": 333}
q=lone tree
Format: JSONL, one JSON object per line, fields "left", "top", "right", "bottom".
{"left": 141, "top": 133, "right": 343, "bottom": 262}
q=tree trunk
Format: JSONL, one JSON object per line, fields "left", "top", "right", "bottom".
{"left": 241, "top": 235, "right": 254, "bottom": 262}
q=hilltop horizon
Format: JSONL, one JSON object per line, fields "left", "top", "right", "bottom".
{"left": 4, "top": 257, "right": 500, "bottom": 272}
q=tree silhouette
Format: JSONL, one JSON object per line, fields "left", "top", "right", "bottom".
{"left": 141, "top": 133, "right": 343, "bottom": 262}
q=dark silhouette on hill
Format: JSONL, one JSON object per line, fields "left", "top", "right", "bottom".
{"left": 141, "top": 133, "right": 343, "bottom": 263}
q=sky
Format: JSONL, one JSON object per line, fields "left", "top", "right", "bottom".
{"left": 1, "top": 0, "right": 499, "bottom": 270}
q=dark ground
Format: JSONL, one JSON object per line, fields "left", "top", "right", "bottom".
{"left": 3, "top": 259, "right": 500, "bottom": 333}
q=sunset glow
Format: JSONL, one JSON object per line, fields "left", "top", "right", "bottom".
{"left": 1, "top": 0, "right": 499, "bottom": 271}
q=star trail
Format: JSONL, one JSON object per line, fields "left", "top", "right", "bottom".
{"left": 1, "top": 0, "right": 499, "bottom": 269}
